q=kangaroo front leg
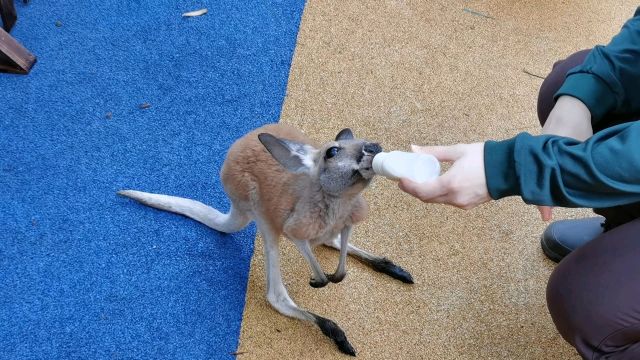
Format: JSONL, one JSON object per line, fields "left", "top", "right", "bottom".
{"left": 294, "top": 240, "right": 329, "bottom": 288}
{"left": 327, "top": 225, "right": 351, "bottom": 283}
{"left": 324, "top": 235, "right": 414, "bottom": 284}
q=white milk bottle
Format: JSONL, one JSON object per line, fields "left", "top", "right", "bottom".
{"left": 372, "top": 151, "right": 440, "bottom": 183}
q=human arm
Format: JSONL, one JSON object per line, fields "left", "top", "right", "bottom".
{"left": 400, "top": 121, "right": 640, "bottom": 209}
{"left": 535, "top": 7, "right": 640, "bottom": 217}
{"left": 537, "top": 95, "right": 593, "bottom": 219}
{"left": 555, "top": 8, "right": 640, "bottom": 126}
{"left": 486, "top": 120, "right": 640, "bottom": 208}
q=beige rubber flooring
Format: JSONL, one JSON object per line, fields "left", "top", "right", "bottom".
{"left": 236, "top": 1, "right": 637, "bottom": 359}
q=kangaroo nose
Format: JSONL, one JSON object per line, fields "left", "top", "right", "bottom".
{"left": 363, "top": 143, "right": 382, "bottom": 155}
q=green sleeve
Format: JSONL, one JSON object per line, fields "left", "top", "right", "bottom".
{"left": 555, "top": 7, "right": 640, "bottom": 125}
{"left": 484, "top": 121, "right": 640, "bottom": 208}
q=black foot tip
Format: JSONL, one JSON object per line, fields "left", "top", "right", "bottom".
{"left": 327, "top": 273, "right": 345, "bottom": 284}
{"left": 309, "top": 278, "right": 329, "bottom": 288}
{"left": 370, "top": 258, "right": 414, "bottom": 284}
{"left": 312, "top": 314, "right": 357, "bottom": 356}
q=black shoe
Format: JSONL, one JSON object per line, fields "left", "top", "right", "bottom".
{"left": 540, "top": 217, "right": 605, "bottom": 263}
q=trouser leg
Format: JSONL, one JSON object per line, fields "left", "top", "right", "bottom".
{"left": 546, "top": 218, "right": 640, "bottom": 359}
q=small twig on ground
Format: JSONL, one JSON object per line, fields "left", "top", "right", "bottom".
{"left": 230, "top": 351, "right": 247, "bottom": 356}
{"left": 522, "top": 69, "right": 546, "bottom": 80}
{"left": 463, "top": 8, "right": 494, "bottom": 20}
{"left": 182, "top": 8, "right": 208, "bottom": 17}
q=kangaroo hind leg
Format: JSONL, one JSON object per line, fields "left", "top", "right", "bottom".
{"left": 258, "top": 221, "right": 356, "bottom": 356}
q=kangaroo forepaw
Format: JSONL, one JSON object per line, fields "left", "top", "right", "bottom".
{"left": 369, "top": 257, "right": 414, "bottom": 284}
{"left": 309, "top": 277, "right": 330, "bottom": 288}
{"left": 312, "top": 313, "right": 356, "bottom": 356}
{"left": 327, "top": 272, "right": 346, "bottom": 283}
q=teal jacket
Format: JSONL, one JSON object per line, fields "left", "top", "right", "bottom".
{"left": 484, "top": 7, "right": 640, "bottom": 208}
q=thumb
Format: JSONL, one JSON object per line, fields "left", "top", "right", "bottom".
{"left": 411, "top": 144, "right": 464, "bottom": 162}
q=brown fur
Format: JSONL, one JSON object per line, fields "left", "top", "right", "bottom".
{"left": 221, "top": 123, "right": 368, "bottom": 242}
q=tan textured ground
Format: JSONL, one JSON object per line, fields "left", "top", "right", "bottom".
{"left": 237, "top": 1, "right": 637, "bottom": 359}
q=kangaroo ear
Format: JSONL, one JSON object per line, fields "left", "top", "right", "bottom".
{"left": 258, "top": 133, "right": 316, "bottom": 173}
{"left": 335, "top": 128, "right": 354, "bottom": 141}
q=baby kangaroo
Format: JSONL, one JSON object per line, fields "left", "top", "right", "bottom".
{"left": 118, "top": 123, "right": 413, "bottom": 356}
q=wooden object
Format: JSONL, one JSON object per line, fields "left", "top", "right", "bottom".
{"left": 0, "top": 26, "right": 36, "bottom": 74}
{"left": 0, "top": 0, "right": 36, "bottom": 74}
{"left": 0, "top": 0, "right": 16, "bottom": 32}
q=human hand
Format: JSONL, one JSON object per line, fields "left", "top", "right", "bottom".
{"left": 536, "top": 95, "right": 593, "bottom": 220}
{"left": 538, "top": 206, "right": 553, "bottom": 221}
{"left": 398, "top": 143, "right": 491, "bottom": 210}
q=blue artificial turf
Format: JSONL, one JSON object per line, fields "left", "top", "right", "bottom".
{"left": 0, "top": 1, "right": 304, "bottom": 358}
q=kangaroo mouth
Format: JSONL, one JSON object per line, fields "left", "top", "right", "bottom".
{"left": 357, "top": 154, "right": 376, "bottom": 180}
{"left": 357, "top": 142, "right": 382, "bottom": 180}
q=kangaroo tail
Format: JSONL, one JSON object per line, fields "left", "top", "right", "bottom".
{"left": 117, "top": 190, "right": 250, "bottom": 233}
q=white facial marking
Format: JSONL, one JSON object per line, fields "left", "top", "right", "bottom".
{"left": 290, "top": 145, "right": 317, "bottom": 169}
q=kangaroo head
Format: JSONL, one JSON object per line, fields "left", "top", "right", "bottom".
{"left": 258, "top": 128, "right": 382, "bottom": 196}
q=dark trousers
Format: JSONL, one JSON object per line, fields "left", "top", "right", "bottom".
{"left": 538, "top": 50, "right": 640, "bottom": 359}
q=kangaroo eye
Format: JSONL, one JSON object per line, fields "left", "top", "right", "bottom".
{"left": 325, "top": 146, "right": 340, "bottom": 159}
